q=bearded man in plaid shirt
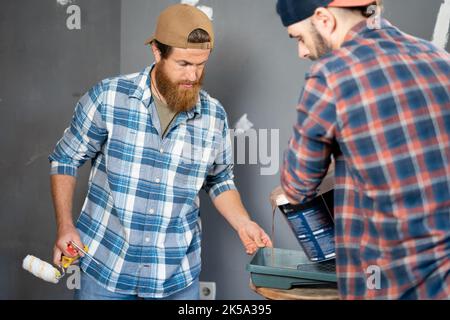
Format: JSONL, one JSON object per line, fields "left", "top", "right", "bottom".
{"left": 277, "top": 0, "right": 449, "bottom": 299}
{"left": 49, "top": 4, "right": 272, "bottom": 300}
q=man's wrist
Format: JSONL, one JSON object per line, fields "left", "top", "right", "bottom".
{"left": 235, "top": 217, "right": 255, "bottom": 233}
{"left": 57, "top": 220, "right": 75, "bottom": 231}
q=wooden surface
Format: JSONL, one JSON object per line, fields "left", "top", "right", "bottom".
{"left": 250, "top": 281, "right": 339, "bottom": 300}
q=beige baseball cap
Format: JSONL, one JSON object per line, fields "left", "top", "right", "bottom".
{"left": 144, "top": 4, "right": 214, "bottom": 50}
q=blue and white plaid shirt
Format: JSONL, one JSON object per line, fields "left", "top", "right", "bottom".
{"left": 49, "top": 65, "right": 236, "bottom": 298}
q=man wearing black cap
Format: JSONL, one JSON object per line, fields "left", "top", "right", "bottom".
{"left": 49, "top": 4, "right": 272, "bottom": 300}
{"left": 277, "top": 0, "right": 450, "bottom": 299}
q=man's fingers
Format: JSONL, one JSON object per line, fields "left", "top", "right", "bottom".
{"left": 56, "top": 240, "right": 72, "bottom": 258}
{"left": 53, "top": 246, "right": 62, "bottom": 266}
{"left": 263, "top": 237, "right": 273, "bottom": 248}
{"left": 239, "top": 229, "right": 258, "bottom": 254}
{"left": 245, "top": 244, "right": 257, "bottom": 255}
{"left": 57, "top": 239, "right": 79, "bottom": 258}
{"left": 239, "top": 222, "right": 275, "bottom": 255}
{"left": 252, "top": 228, "right": 273, "bottom": 247}
{"left": 254, "top": 236, "right": 265, "bottom": 247}
{"left": 239, "top": 224, "right": 275, "bottom": 254}
{"left": 260, "top": 232, "right": 273, "bottom": 248}
{"left": 238, "top": 228, "right": 252, "bottom": 245}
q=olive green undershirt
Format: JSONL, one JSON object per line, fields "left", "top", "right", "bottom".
{"left": 151, "top": 88, "right": 178, "bottom": 138}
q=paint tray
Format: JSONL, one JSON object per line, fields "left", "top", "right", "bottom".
{"left": 246, "top": 247, "right": 337, "bottom": 290}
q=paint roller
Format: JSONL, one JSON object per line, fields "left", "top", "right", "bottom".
{"left": 22, "top": 255, "right": 62, "bottom": 284}
{"left": 22, "top": 241, "right": 97, "bottom": 284}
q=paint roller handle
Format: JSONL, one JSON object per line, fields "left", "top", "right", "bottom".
{"left": 69, "top": 241, "right": 100, "bottom": 266}
{"left": 60, "top": 243, "right": 87, "bottom": 269}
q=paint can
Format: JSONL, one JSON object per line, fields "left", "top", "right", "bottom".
{"left": 270, "top": 162, "right": 336, "bottom": 262}
{"left": 279, "top": 190, "right": 335, "bottom": 262}
{"left": 275, "top": 190, "right": 335, "bottom": 262}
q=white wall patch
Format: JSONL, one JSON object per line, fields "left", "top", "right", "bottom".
{"left": 56, "top": 0, "right": 72, "bottom": 6}
{"left": 181, "top": 0, "right": 200, "bottom": 6}
{"left": 432, "top": 0, "right": 450, "bottom": 49}
{"left": 234, "top": 113, "right": 254, "bottom": 135}
{"left": 197, "top": 5, "right": 213, "bottom": 20}
{"left": 180, "top": 1, "right": 213, "bottom": 21}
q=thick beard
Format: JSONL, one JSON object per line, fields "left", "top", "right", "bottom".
{"left": 154, "top": 60, "right": 204, "bottom": 113}
{"left": 310, "top": 23, "right": 333, "bottom": 61}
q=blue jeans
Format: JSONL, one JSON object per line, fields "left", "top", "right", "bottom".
{"left": 74, "top": 271, "right": 200, "bottom": 300}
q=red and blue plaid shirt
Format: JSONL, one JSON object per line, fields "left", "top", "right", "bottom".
{"left": 281, "top": 19, "right": 450, "bottom": 299}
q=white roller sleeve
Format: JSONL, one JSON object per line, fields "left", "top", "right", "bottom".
{"left": 22, "top": 255, "right": 61, "bottom": 284}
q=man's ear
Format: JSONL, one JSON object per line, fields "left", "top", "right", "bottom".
{"left": 312, "top": 7, "right": 337, "bottom": 37}
{"left": 151, "top": 42, "right": 162, "bottom": 63}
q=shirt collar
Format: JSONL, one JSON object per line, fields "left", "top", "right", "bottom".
{"left": 343, "top": 18, "right": 393, "bottom": 44}
{"left": 128, "top": 64, "right": 201, "bottom": 120}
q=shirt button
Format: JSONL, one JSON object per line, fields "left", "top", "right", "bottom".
{"left": 149, "top": 208, "right": 154, "bottom": 214}
{"left": 159, "top": 148, "right": 164, "bottom": 153}
{"left": 155, "top": 178, "right": 160, "bottom": 183}
{"left": 145, "top": 237, "right": 150, "bottom": 243}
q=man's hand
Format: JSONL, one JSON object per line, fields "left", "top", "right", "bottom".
{"left": 270, "top": 185, "right": 300, "bottom": 205}
{"left": 237, "top": 220, "right": 273, "bottom": 255}
{"left": 212, "top": 190, "right": 273, "bottom": 255}
{"left": 53, "top": 223, "right": 84, "bottom": 266}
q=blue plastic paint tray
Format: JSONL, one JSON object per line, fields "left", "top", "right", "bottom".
{"left": 246, "top": 247, "right": 337, "bottom": 290}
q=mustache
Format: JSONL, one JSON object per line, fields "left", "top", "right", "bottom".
{"left": 178, "top": 81, "right": 200, "bottom": 86}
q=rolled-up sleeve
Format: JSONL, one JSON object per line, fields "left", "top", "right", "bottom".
{"left": 281, "top": 73, "right": 336, "bottom": 203}
{"left": 203, "top": 116, "right": 237, "bottom": 200}
{"left": 49, "top": 82, "right": 108, "bottom": 177}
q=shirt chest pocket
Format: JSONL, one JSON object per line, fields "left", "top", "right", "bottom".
{"left": 181, "top": 144, "right": 212, "bottom": 163}
{"left": 106, "top": 126, "right": 142, "bottom": 175}
{"left": 170, "top": 142, "right": 214, "bottom": 190}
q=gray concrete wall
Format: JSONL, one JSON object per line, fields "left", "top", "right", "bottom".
{"left": 0, "top": 0, "right": 447, "bottom": 300}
